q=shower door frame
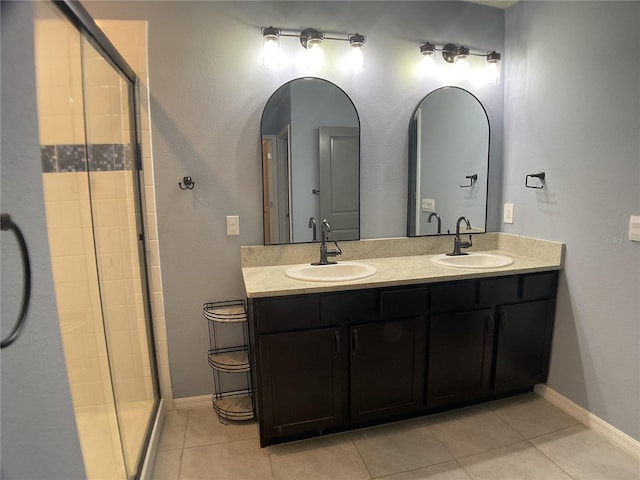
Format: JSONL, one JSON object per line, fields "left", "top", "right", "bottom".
{"left": 52, "top": 1, "right": 161, "bottom": 477}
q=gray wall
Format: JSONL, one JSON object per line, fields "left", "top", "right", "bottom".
{"left": 0, "top": 2, "right": 86, "bottom": 478}
{"left": 85, "top": 1, "right": 505, "bottom": 399}
{"left": 503, "top": 1, "right": 640, "bottom": 440}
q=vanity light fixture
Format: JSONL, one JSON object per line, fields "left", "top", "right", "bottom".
{"left": 417, "top": 42, "right": 436, "bottom": 77}
{"left": 262, "top": 26, "right": 282, "bottom": 68}
{"left": 485, "top": 51, "right": 501, "bottom": 85}
{"left": 417, "top": 42, "right": 502, "bottom": 85}
{"left": 453, "top": 46, "right": 470, "bottom": 77}
{"left": 347, "top": 33, "right": 366, "bottom": 72}
{"left": 300, "top": 28, "right": 325, "bottom": 70}
{"left": 261, "top": 26, "right": 366, "bottom": 72}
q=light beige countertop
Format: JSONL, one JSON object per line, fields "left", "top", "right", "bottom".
{"left": 241, "top": 233, "right": 565, "bottom": 298}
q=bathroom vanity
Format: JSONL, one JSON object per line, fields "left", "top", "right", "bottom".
{"left": 242, "top": 234, "right": 564, "bottom": 447}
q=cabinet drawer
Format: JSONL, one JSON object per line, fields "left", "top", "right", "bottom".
{"left": 430, "top": 281, "right": 476, "bottom": 313}
{"left": 478, "top": 276, "right": 519, "bottom": 305}
{"left": 255, "top": 295, "right": 320, "bottom": 333}
{"left": 380, "top": 287, "right": 428, "bottom": 320}
{"left": 322, "top": 290, "right": 378, "bottom": 324}
{"left": 522, "top": 271, "right": 558, "bottom": 301}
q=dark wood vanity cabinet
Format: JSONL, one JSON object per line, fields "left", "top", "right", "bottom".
{"left": 257, "top": 327, "right": 348, "bottom": 438}
{"left": 427, "top": 309, "right": 493, "bottom": 408}
{"left": 350, "top": 316, "right": 425, "bottom": 423}
{"left": 426, "top": 272, "right": 558, "bottom": 410}
{"left": 494, "top": 299, "right": 556, "bottom": 394}
{"left": 249, "top": 270, "right": 558, "bottom": 446}
{"left": 252, "top": 288, "right": 427, "bottom": 444}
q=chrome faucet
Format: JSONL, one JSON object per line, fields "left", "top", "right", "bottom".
{"left": 447, "top": 216, "right": 473, "bottom": 256}
{"left": 312, "top": 219, "right": 342, "bottom": 265}
{"left": 427, "top": 212, "right": 441, "bottom": 234}
{"left": 308, "top": 217, "right": 317, "bottom": 241}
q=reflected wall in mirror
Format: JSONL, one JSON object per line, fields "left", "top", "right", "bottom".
{"left": 408, "top": 86, "right": 489, "bottom": 236}
{"left": 261, "top": 77, "right": 360, "bottom": 245}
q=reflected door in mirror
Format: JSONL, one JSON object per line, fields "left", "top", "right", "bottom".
{"left": 319, "top": 127, "right": 359, "bottom": 240}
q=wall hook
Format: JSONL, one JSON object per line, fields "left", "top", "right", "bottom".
{"left": 460, "top": 174, "right": 478, "bottom": 188}
{"left": 179, "top": 176, "right": 195, "bottom": 190}
{"left": 525, "top": 172, "right": 545, "bottom": 189}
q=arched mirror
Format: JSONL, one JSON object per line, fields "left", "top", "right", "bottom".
{"left": 261, "top": 77, "right": 360, "bottom": 245}
{"left": 407, "top": 86, "right": 489, "bottom": 236}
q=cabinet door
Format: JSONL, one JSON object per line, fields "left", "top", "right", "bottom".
{"left": 350, "top": 317, "right": 425, "bottom": 423}
{"left": 494, "top": 299, "right": 555, "bottom": 393}
{"left": 427, "top": 309, "right": 493, "bottom": 409}
{"left": 258, "top": 327, "right": 347, "bottom": 440}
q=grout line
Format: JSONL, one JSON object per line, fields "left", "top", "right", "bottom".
{"left": 348, "top": 434, "right": 374, "bottom": 479}
{"left": 525, "top": 439, "right": 578, "bottom": 480}
{"left": 177, "top": 446, "right": 185, "bottom": 480}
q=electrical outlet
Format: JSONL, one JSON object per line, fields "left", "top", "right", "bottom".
{"left": 504, "top": 203, "right": 514, "bottom": 224}
{"left": 226, "top": 215, "right": 239, "bottom": 236}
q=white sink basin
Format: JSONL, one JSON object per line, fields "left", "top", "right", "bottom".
{"left": 285, "top": 262, "right": 377, "bottom": 282}
{"left": 430, "top": 252, "right": 513, "bottom": 269}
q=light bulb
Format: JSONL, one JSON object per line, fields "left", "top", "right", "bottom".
{"left": 262, "top": 27, "right": 281, "bottom": 68}
{"left": 303, "top": 35, "right": 324, "bottom": 71}
{"left": 485, "top": 51, "right": 501, "bottom": 85}
{"left": 345, "top": 33, "right": 365, "bottom": 72}
{"left": 346, "top": 45, "right": 364, "bottom": 72}
{"left": 417, "top": 43, "right": 436, "bottom": 77}
{"left": 454, "top": 46, "right": 470, "bottom": 79}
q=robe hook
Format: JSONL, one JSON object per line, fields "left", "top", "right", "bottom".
{"left": 179, "top": 176, "right": 195, "bottom": 190}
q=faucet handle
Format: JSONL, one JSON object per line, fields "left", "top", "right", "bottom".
{"left": 321, "top": 219, "right": 332, "bottom": 241}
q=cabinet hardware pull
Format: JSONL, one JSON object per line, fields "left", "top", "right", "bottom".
{"left": 500, "top": 312, "right": 507, "bottom": 330}
{"left": 352, "top": 329, "right": 359, "bottom": 353}
{"left": 334, "top": 331, "right": 340, "bottom": 353}
{"left": 486, "top": 313, "right": 494, "bottom": 331}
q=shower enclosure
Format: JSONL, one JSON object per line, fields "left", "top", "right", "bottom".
{"left": 34, "top": 1, "right": 160, "bottom": 478}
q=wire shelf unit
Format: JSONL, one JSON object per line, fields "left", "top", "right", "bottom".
{"left": 204, "top": 300, "right": 254, "bottom": 423}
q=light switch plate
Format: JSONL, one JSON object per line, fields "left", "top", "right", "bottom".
{"left": 504, "top": 203, "right": 514, "bottom": 224}
{"left": 226, "top": 215, "right": 239, "bottom": 236}
{"left": 629, "top": 215, "right": 640, "bottom": 242}
{"left": 421, "top": 198, "right": 435, "bottom": 212}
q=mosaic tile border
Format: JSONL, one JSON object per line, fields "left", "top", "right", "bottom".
{"left": 40, "top": 144, "right": 135, "bottom": 173}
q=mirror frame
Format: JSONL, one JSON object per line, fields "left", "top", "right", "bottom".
{"left": 260, "top": 77, "right": 361, "bottom": 245}
{"left": 407, "top": 86, "right": 490, "bottom": 237}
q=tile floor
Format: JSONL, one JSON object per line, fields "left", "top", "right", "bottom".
{"left": 151, "top": 393, "right": 640, "bottom": 480}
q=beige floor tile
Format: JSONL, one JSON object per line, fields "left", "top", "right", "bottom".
{"left": 530, "top": 425, "right": 640, "bottom": 480}
{"left": 426, "top": 406, "right": 524, "bottom": 458}
{"left": 379, "top": 460, "right": 472, "bottom": 480}
{"left": 159, "top": 410, "right": 188, "bottom": 451}
{"left": 351, "top": 419, "right": 453, "bottom": 478}
{"left": 151, "top": 449, "right": 182, "bottom": 480}
{"left": 486, "top": 393, "right": 579, "bottom": 439}
{"left": 458, "top": 441, "right": 573, "bottom": 480}
{"left": 183, "top": 407, "right": 259, "bottom": 447}
{"left": 180, "top": 439, "right": 273, "bottom": 480}
{"left": 269, "top": 434, "right": 371, "bottom": 480}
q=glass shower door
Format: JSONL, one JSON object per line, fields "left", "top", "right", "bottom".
{"left": 81, "top": 36, "right": 158, "bottom": 478}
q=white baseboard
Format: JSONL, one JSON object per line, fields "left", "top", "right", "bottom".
{"left": 173, "top": 394, "right": 212, "bottom": 410}
{"left": 535, "top": 384, "right": 640, "bottom": 459}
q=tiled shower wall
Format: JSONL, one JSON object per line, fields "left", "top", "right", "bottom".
{"left": 36, "top": 19, "right": 173, "bottom": 410}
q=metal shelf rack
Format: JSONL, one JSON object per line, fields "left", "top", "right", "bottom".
{"left": 204, "top": 300, "right": 254, "bottom": 423}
